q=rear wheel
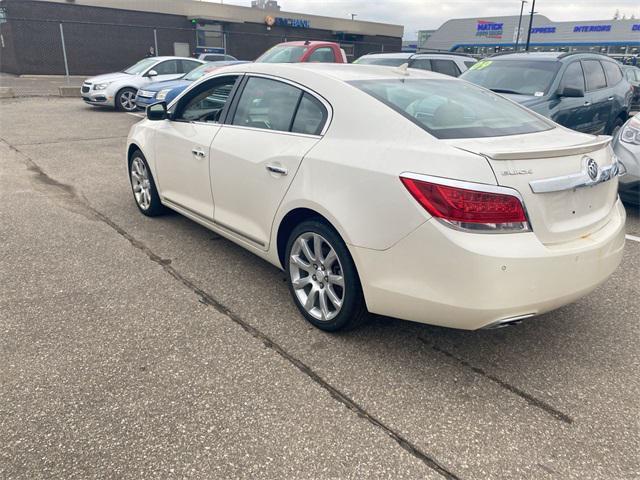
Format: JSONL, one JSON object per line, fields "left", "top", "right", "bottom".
{"left": 285, "top": 220, "right": 367, "bottom": 331}
{"left": 116, "top": 87, "right": 138, "bottom": 112}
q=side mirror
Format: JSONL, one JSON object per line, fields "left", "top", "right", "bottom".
{"left": 146, "top": 69, "right": 158, "bottom": 77}
{"left": 559, "top": 86, "right": 584, "bottom": 98}
{"left": 147, "top": 102, "right": 167, "bottom": 121}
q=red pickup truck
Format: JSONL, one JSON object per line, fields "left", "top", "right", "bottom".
{"left": 256, "top": 41, "right": 348, "bottom": 63}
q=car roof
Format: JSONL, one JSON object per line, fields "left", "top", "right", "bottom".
{"left": 487, "top": 52, "right": 616, "bottom": 62}
{"left": 209, "top": 61, "right": 449, "bottom": 83}
{"left": 149, "top": 56, "right": 197, "bottom": 61}
{"left": 276, "top": 41, "right": 338, "bottom": 47}
{"left": 358, "top": 52, "right": 413, "bottom": 59}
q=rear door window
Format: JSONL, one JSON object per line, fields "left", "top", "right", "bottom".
{"left": 601, "top": 61, "right": 623, "bottom": 86}
{"left": 582, "top": 60, "right": 607, "bottom": 91}
{"left": 180, "top": 60, "right": 202, "bottom": 73}
{"left": 430, "top": 59, "right": 461, "bottom": 77}
{"left": 232, "top": 77, "right": 302, "bottom": 132}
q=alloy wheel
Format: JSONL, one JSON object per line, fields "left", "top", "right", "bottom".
{"left": 120, "top": 90, "right": 136, "bottom": 111}
{"left": 130, "top": 157, "right": 151, "bottom": 210}
{"left": 289, "top": 232, "right": 345, "bottom": 322}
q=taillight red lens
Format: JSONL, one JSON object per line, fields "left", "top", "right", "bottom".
{"left": 400, "top": 176, "right": 527, "bottom": 224}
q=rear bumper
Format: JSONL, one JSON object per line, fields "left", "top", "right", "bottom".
{"left": 351, "top": 199, "right": 626, "bottom": 330}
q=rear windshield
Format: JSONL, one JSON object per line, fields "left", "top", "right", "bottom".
{"left": 460, "top": 59, "right": 561, "bottom": 96}
{"left": 256, "top": 46, "right": 307, "bottom": 63}
{"left": 353, "top": 57, "right": 408, "bottom": 67}
{"left": 350, "top": 78, "right": 553, "bottom": 139}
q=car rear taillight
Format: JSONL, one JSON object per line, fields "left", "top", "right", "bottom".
{"left": 400, "top": 175, "right": 530, "bottom": 233}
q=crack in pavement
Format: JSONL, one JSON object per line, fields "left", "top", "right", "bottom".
{"left": 418, "top": 338, "right": 573, "bottom": 425}
{"left": 12, "top": 135, "right": 128, "bottom": 147}
{"left": 2, "top": 138, "right": 462, "bottom": 480}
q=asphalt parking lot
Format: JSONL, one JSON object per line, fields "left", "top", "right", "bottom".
{"left": 1, "top": 95, "right": 639, "bottom": 480}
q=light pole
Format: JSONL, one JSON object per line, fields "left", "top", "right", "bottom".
{"left": 514, "top": 0, "right": 527, "bottom": 51}
{"left": 350, "top": 13, "right": 357, "bottom": 21}
{"left": 525, "top": 0, "right": 536, "bottom": 51}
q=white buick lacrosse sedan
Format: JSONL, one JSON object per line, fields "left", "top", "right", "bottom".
{"left": 126, "top": 63, "right": 626, "bottom": 331}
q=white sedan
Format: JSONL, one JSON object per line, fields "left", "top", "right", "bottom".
{"left": 81, "top": 56, "right": 204, "bottom": 112}
{"left": 126, "top": 63, "right": 626, "bottom": 331}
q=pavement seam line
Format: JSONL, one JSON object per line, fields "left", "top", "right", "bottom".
{"left": 418, "top": 338, "right": 573, "bottom": 425}
{"left": 3, "top": 138, "right": 462, "bottom": 480}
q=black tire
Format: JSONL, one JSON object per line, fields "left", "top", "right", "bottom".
{"left": 608, "top": 116, "right": 625, "bottom": 137}
{"left": 116, "top": 87, "right": 138, "bottom": 112}
{"left": 285, "top": 219, "right": 368, "bottom": 332}
{"left": 128, "top": 150, "right": 166, "bottom": 217}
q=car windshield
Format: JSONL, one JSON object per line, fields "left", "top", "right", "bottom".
{"left": 460, "top": 59, "right": 561, "bottom": 96}
{"left": 350, "top": 78, "right": 553, "bottom": 139}
{"left": 184, "top": 63, "right": 219, "bottom": 81}
{"left": 353, "top": 57, "right": 409, "bottom": 67}
{"left": 256, "top": 46, "right": 307, "bottom": 63}
{"left": 123, "top": 58, "right": 158, "bottom": 75}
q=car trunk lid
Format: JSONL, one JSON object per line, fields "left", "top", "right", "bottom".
{"left": 444, "top": 129, "right": 620, "bottom": 244}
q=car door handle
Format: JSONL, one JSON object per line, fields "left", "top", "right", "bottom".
{"left": 192, "top": 149, "right": 206, "bottom": 158}
{"left": 266, "top": 164, "right": 288, "bottom": 175}
{"left": 583, "top": 101, "right": 591, "bottom": 106}
{"left": 607, "top": 96, "right": 614, "bottom": 101}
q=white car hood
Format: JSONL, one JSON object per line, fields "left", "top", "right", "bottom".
{"left": 86, "top": 72, "right": 133, "bottom": 84}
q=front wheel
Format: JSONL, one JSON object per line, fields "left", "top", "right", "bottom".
{"left": 285, "top": 220, "right": 368, "bottom": 331}
{"left": 129, "top": 151, "right": 166, "bottom": 217}
{"left": 116, "top": 87, "right": 138, "bottom": 112}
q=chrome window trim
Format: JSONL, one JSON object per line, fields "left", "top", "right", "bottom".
{"left": 220, "top": 123, "right": 321, "bottom": 140}
{"left": 400, "top": 172, "right": 532, "bottom": 234}
{"left": 529, "top": 155, "right": 625, "bottom": 194}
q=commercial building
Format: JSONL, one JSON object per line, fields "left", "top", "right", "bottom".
{"left": 420, "top": 15, "right": 639, "bottom": 60}
{"left": 0, "top": 0, "right": 403, "bottom": 75}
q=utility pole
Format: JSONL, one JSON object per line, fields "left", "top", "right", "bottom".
{"left": 524, "top": 0, "right": 536, "bottom": 51}
{"left": 514, "top": 0, "right": 527, "bottom": 51}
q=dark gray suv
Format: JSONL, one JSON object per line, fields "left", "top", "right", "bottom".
{"left": 461, "top": 52, "right": 632, "bottom": 136}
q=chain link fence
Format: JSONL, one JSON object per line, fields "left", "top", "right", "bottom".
{"left": 0, "top": 17, "right": 400, "bottom": 78}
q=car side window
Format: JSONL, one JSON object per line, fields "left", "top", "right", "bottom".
{"left": 464, "top": 61, "right": 476, "bottom": 69}
{"left": 153, "top": 60, "right": 179, "bottom": 75}
{"left": 204, "top": 55, "right": 223, "bottom": 62}
{"left": 181, "top": 60, "right": 202, "bottom": 73}
{"left": 232, "top": 77, "right": 302, "bottom": 132}
{"left": 307, "top": 47, "right": 335, "bottom": 63}
{"left": 175, "top": 76, "right": 238, "bottom": 123}
{"left": 601, "top": 61, "right": 623, "bottom": 86}
{"left": 430, "top": 59, "right": 461, "bottom": 77}
{"left": 410, "top": 59, "right": 432, "bottom": 71}
{"left": 560, "top": 62, "right": 585, "bottom": 92}
{"left": 291, "top": 93, "right": 328, "bottom": 135}
{"left": 582, "top": 60, "right": 607, "bottom": 91}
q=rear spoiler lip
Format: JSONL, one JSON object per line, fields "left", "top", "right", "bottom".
{"left": 468, "top": 135, "right": 612, "bottom": 160}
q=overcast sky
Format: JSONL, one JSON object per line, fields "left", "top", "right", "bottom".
{"left": 211, "top": 0, "right": 640, "bottom": 38}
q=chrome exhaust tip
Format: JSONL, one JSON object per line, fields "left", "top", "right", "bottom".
{"left": 482, "top": 313, "right": 536, "bottom": 330}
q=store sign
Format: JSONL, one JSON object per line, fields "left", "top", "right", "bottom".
{"left": 476, "top": 21, "right": 503, "bottom": 39}
{"left": 266, "top": 16, "right": 310, "bottom": 28}
{"left": 530, "top": 26, "right": 556, "bottom": 34}
{"left": 632, "top": 24, "right": 640, "bottom": 31}
{"left": 573, "top": 24, "right": 611, "bottom": 33}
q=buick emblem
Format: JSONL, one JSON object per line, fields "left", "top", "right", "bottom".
{"left": 586, "top": 157, "right": 599, "bottom": 181}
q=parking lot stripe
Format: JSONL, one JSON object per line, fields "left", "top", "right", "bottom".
{"left": 126, "top": 112, "right": 144, "bottom": 118}
{"left": 626, "top": 234, "right": 640, "bottom": 243}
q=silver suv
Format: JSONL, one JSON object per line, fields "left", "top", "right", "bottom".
{"left": 353, "top": 52, "right": 476, "bottom": 77}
